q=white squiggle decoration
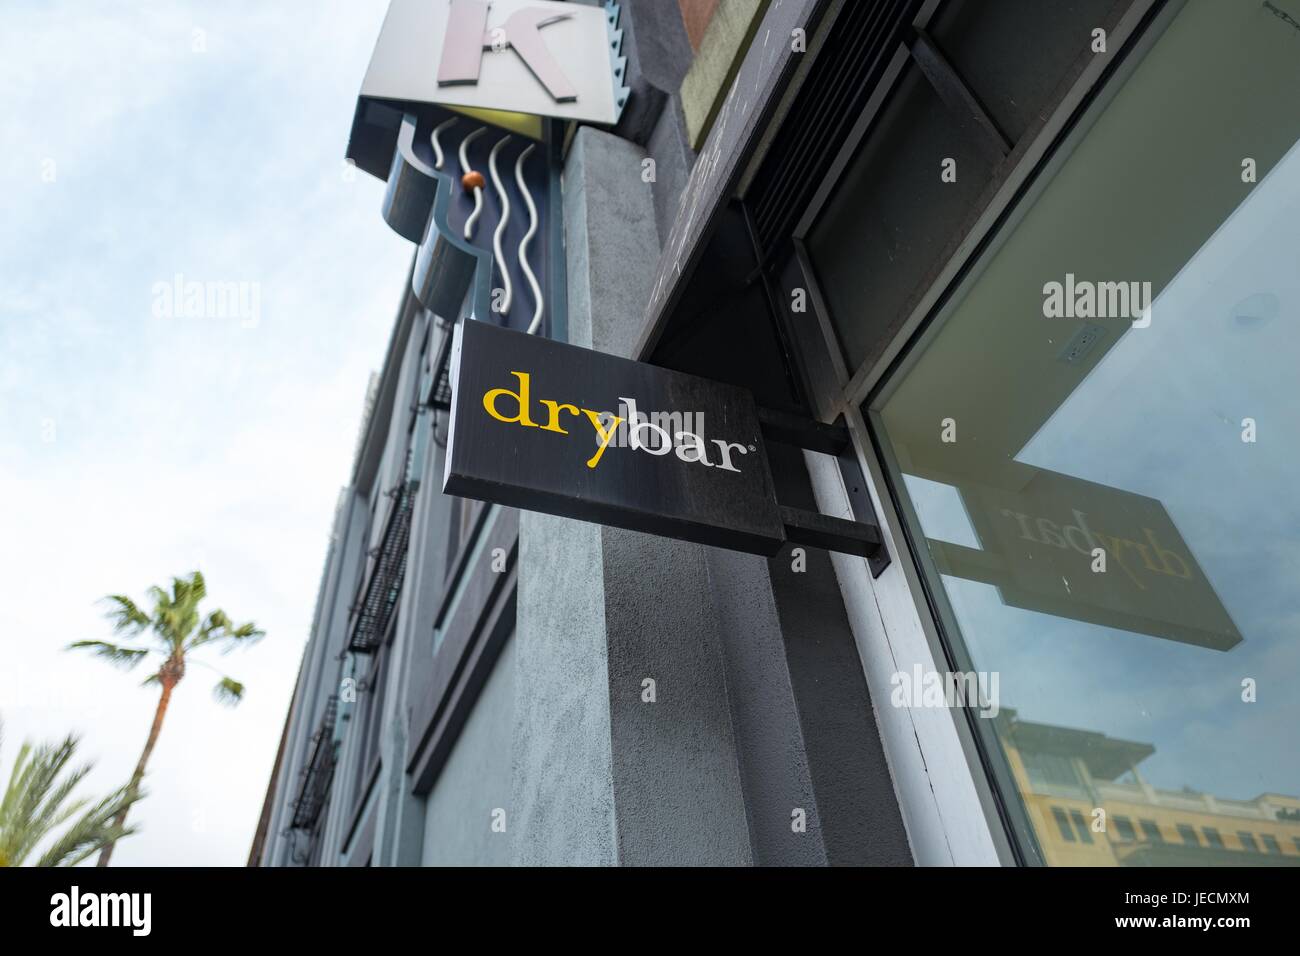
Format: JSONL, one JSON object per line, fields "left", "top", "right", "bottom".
{"left": 488, "top": 134, "right": 513, "bottom": 316}
{"left": 431, "top": 117, "right": 458, "bottom": 169}
{"left": 459, "top": 126, "right": 486, "bottom": 240}
{"left": 515, "top": 143, "right": 544, "bottom": 335}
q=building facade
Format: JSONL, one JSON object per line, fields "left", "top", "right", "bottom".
{"left": 251, "top": 0, "right": 1300, "bottom": 866}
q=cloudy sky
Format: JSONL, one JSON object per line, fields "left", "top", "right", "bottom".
{"left": 0, "top": 1, "right": 412, "bottom": 865}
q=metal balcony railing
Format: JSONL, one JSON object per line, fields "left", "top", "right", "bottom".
{"left": 290, "top": 696, "right": 338, "bottom": 830}
{"left": 428, "top": 324, "right": 454, "bottom": 411}
{"left": 348, "top": 486, "right": 414, "bottom": 653}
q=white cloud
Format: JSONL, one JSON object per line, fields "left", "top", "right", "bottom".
{"left": 0, "top": 1, "right": 411, "bottom": 865}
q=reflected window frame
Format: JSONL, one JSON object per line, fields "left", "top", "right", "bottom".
{"left": 771, "top": 0, "right": 1189, "bottom": 867}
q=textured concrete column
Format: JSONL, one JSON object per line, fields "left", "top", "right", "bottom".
{"left": 599, "top": 528, "right": 752, "bottom": 865}
{"left": 513, "top": 512, "right": 616, "bottom": 865}
{"left": 513, "top": 126, "right": 751, "bottom": 865}
{"left": 703, "top": 545, "right": 829, "bottom": 866}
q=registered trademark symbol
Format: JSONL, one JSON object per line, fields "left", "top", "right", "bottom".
{"left": 748, "top": 444, "right": 756, "bottom": 452}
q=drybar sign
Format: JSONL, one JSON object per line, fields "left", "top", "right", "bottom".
{"left": 932, "top": 468, "right": 1242, "bottom": 651}
{"left": 443, "top": 319, "right": 786, "bottom": 554}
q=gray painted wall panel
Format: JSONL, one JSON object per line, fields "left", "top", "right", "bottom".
{"left": 421, "top": 635, "right": 515, "bottom": 866}
{"left": 601, "top": 529, "right": 753, "bottom": 866}
{"left": 514, "top": 125, "right": 752, "bottom": 865}
{"left": 704, "top": 546, "right": 828, "bottom": 866}
{"left": 513, "top": 512, "right": 617, "bottom": 866}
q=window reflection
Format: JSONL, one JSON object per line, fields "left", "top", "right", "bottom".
{"left": 871, "top": 1, "right": 1300, "bottom": 865}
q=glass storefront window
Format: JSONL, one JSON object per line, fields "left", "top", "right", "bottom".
{"left": 870, "top": 2, "right": 1300, "bottom": 865}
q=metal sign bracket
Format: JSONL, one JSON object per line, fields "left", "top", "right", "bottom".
{"left": 758, "top": 408, "right": 891, "bottom": 576}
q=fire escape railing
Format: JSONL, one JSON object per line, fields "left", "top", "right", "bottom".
{"left": 348, "top": 485, "right": 415, "bottom": 653}
{"left": 290, "top": 695, "right": 338, "bottom": 830}
{"left": 428, "top": 321, "right": 455, "bottom": 412}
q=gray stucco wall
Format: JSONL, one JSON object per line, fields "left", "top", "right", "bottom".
{"left": 561, "top": 125, "right": 661, "bottom": 359}
{"left": 264, "top": 0, "right": 913, "bottom": 867}
{"left": 704, "top": 545, "right": 829, "bottom": 866}
{"left": 515, "top": 125, "right": 753, "bottom": 866}
{"left": 510, "top": 119, "right": 909, "bottom": 867}
{"left": 421, "top": 634, "right": 515, "bottom": 866}
{"left": 600, "top": 529, "right": 752, "bottom": 865}
{"left": 512, "top": 126, "right": 651, "bottom": 867}
{"left": 512, "top": 513, "right": 617, "bottom": 865}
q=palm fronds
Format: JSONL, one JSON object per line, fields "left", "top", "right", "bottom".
{"left": 212, "top": 677, "right": 245, "bottom": 707}
{"left": 34, "top": 782, "right": 141, "bottom": 868}
{"left": 74, "top": 571, "right": 261, "bottom": 673}
{"left": 187, "top": 608, "right": 265, "bottom": 654}
{"left": 65, "top": 640, "right": 151, "bottom": 671}
{"left": 0, "top": 726, "right": 139, "bottom": 867}
{"left": 65, "top": 570, "right": 263, "bottom": 865}
{"left": 103, "top": 595, "right": 150, "bottom": 635}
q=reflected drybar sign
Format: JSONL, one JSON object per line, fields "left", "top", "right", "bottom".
{"left": 931, "top": 468, "right": 1242, "bottom": 651}
{"left": 443, "top": 319, "right": 787, "bottom": 554}
{"left": 360, "top": 0, "right": 619, "bottom": 125}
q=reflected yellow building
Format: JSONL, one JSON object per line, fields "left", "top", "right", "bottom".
{"left": 998, "top": 712, "right": 1300, "bottom": 866}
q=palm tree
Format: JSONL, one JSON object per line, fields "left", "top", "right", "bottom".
{"left": 68, "top": 571, "right": 263, "bottom": 866}
{"left": 0, "top": 720, "right": 141, "bottom": 866}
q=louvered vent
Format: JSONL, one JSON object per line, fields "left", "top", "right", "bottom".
{"left": 747, "top": 0, "right": 922, "bottom": 257}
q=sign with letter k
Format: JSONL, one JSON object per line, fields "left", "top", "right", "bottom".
{"left": 355, "top": 0, "right": 619, "bottom": 128}
{"left": 438, "top": 0, "right": 577, "bottom": 103}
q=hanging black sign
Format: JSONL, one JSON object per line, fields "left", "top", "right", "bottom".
{"left": 936, "top": 469, "right": 1242, "bottom": 651}
{"left": 443, "top": 319, "right": 788, "bottom": 554}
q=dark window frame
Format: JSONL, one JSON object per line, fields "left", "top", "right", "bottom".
{"left": 1139, "top": 819, "right": 1164, "bottom": 843}
{"left": 1113, "top": 816, "right": 1136, "bottom": 842}
{"left": 765, "top": 0, "right": 1173, "bottom": 867}
{"left": 1051, "top": 806, "right": 1076, "bottom": 842}
{"left": 1069, "top": 809, "right": 1094, "bottom": 844}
